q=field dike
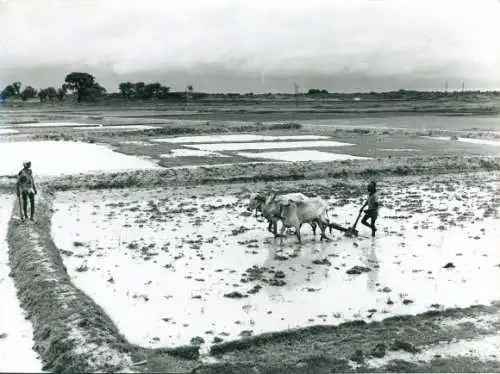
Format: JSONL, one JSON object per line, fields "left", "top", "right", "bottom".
{"left": 31, "top": 121, "right": 303, "bottom": 142}
{"left": 7, "top": 190, "right": 136, "bottom": 373}
{"left": 41, "top": 155, "right": 500, "bottom": 191}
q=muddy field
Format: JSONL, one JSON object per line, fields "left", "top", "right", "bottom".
{"left": 0, "top": 104, "right": 500, "bottom": 372}
{"left": 49, "top": 173, "right": 500, "bottom": 351}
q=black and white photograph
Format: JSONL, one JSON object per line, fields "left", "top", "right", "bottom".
{"left": 0, "top": 0, "right": 499, "bottom": 372}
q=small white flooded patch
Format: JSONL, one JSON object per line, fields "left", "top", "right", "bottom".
{"left": 0, "top": 140, "right": 161, "bottom": 176}
{"left": 51, "top": 175, "right": 500, "bottom": 349}
{"left": 120, "top": 141, "right": 154, "bottom": 146}
{"left": 77, "top": 125, "right": 159, "bottom": 131}
{"left": 0, "top": 129, "right": 19, "bottom": 135}
{"left": 166, "top": 161, "right": 291, "bottom": 169}
{"left": 365, "top": 334, "right": 500, "bottom": 369}
{"left": 0, "top": 195, "right": 44, "bottom": 372}
{"left": 422, "top": 136, "right": 500, "bottom": 147}
{"left": 380, "top": 148, "right": 418, "bottom": 152}
{"left": 151, "top": 134, "right": 330, "bottom": 143}
{"left": 238, "top": 150, "right": 370, "bottom": 162}
{"left": 160, "top": 149, "right": 228, "bottom": 158}
{"left": 188, "top": 140, "right": 354, "bottom": 152}
{"left": 14, "top": 122, "right": 101, "bottom": 128}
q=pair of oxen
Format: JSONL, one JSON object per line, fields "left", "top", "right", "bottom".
{"left": 247, "top": 192, "right": 354, "bottom": 244}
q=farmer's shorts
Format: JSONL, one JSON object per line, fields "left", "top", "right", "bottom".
{"left": 364, "top": 209, "right": 378, "bottom": 220}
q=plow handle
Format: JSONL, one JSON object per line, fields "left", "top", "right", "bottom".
{"left": 351, "top": 208, "right": 364, "bottom": 230}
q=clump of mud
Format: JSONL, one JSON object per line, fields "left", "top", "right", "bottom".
{"left": 239, "top": 265, "right": 288, "bottom": 290}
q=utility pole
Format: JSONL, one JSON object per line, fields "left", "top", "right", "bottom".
{"left": 444, "top": 80, "right": 448, "bottom": 95}
{"left": 461, "top": 81, "right": 465, "bottom": 94}
{"left": 294, "top": 82, "right": 299, "bottom": 108}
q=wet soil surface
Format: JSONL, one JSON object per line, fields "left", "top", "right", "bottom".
{"left": 49, "top": 172, "right": 500, "bottom": 372}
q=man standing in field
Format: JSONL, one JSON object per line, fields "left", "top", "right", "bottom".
{"left": 360, "top": 181, "right": 379, "bottom": 237}
{"left": 16, "top": 160, "right": 37, "bottom": 221}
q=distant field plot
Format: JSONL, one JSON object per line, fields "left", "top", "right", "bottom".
{"left": 237, "top": 150, "right": 371, "bottom": 162}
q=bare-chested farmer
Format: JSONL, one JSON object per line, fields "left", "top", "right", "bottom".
{"left": 16, "top": 160, "right": 37, "bottom": 221}
{"left": 360, "top": 181, "right": 379, "bottom": 237}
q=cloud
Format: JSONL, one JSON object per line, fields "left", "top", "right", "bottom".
{"left": 1, "top": 0, "right": 499, "bottom": 90}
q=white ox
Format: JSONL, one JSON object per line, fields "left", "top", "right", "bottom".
{"left": 247, "top": 192, "right": 317, "bottom": 237}
{"left": 278, "top": 197, "right": 331, "bottom": 244}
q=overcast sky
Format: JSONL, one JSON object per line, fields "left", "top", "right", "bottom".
{"left": 1, "top": 0, "right": 499, "bottom": 92}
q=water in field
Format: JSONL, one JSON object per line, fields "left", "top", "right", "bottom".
{"left": 51, "top": 173, "right": 500, "bottom": 349}
{"left": 301, "top": 115, "right": 500, "bottom": 132}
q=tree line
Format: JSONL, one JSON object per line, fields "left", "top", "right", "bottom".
{"left": 1, "top": 72, "right": 498, "bottom": 104}
{"left": 1, "top": 72, "right": 106, "bottom": 103}
{"left": 0, "top": 72, "right": 193, "bottom": 103}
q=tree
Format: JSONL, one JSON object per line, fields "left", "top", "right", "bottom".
{"left": 156, "top": 85, "right": 171, "bottom": 99}
{"left": 1, "top": 84, "right": 16, "bottom": 99}
{"left": 118, "top": 82, "right": 134, "bottom": 99}
{"left": 38, "top": 86, "right": 61, "bottom": 102}
{"left": 133, "top": 82, "right": 145, "bottom": 99}
{"left": 118, "top": 81, "right": 170, "bottom": 100}
{"left": 144, "top": 82, "right": 162, "bottom": 99}
{"left": 21, "top": 86, "right": 37, "bottom": 101}
{"left": 38, "top": 89, "right": 48, "bottom": 102}
{"left": 56, "top": 85, "right": 68, "bottom": 101}
{"left": 93, "top": 82, "right": 106, "bottom": 95}
{"left": 85, "top": 82, "right": 106, "bottom": 102}
{"left": 46, "top": 87, "right": 57, "bottom": 102}
{"left": 64, "top": 72, "right": 97, "bottom": 102}
{"left": 307, "top": 88, "right": 328, "bottom": 95}
{"left": 12, "top": 81, "right": 21, "bottom": 96}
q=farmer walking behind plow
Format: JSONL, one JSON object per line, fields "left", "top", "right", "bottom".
{"left": 360, "top": 181, "right": 379, "bottom": 237}
{"left": 16, "top": 160, "right": 37, "bottom": 222}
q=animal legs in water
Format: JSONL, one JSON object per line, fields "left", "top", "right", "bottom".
{"left": 267, "top": 220, "right": 272, "bottom": 233}
{"left": 319, "top": 220, "right": 329, "bottom": 241}
{"left": 296, "top": 223, "right": 302, "bottom": 243}
{"left": 311, "top": 221, "right": 317, "bottom": 235}
{"left": 279, "top": 223, "right": 287, "bottom": 245}
{"left": 273, "top": 221, "right": 280, "bottom": 237}
{"left": 266, "top": 220, "right": 280, "bottom": 238}
{"left": 271, "top": 219, "right": 282, "bottom": 238}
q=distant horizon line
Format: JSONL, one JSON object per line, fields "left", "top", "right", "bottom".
{"left": 2, "top": 88, "right": 500, "bottom": 96}
{"left": 28, "top": 88, "right": 500, "bottom": 94}
{"left": 2, "top": 70, "right": 499, "bottom": 95}
{"left": 2, "top": 76, "right": 500, "bottom": 96}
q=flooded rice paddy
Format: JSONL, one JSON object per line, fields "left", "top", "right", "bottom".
{"left": 51, "top": 173, "right": 500, "bottom": 349}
